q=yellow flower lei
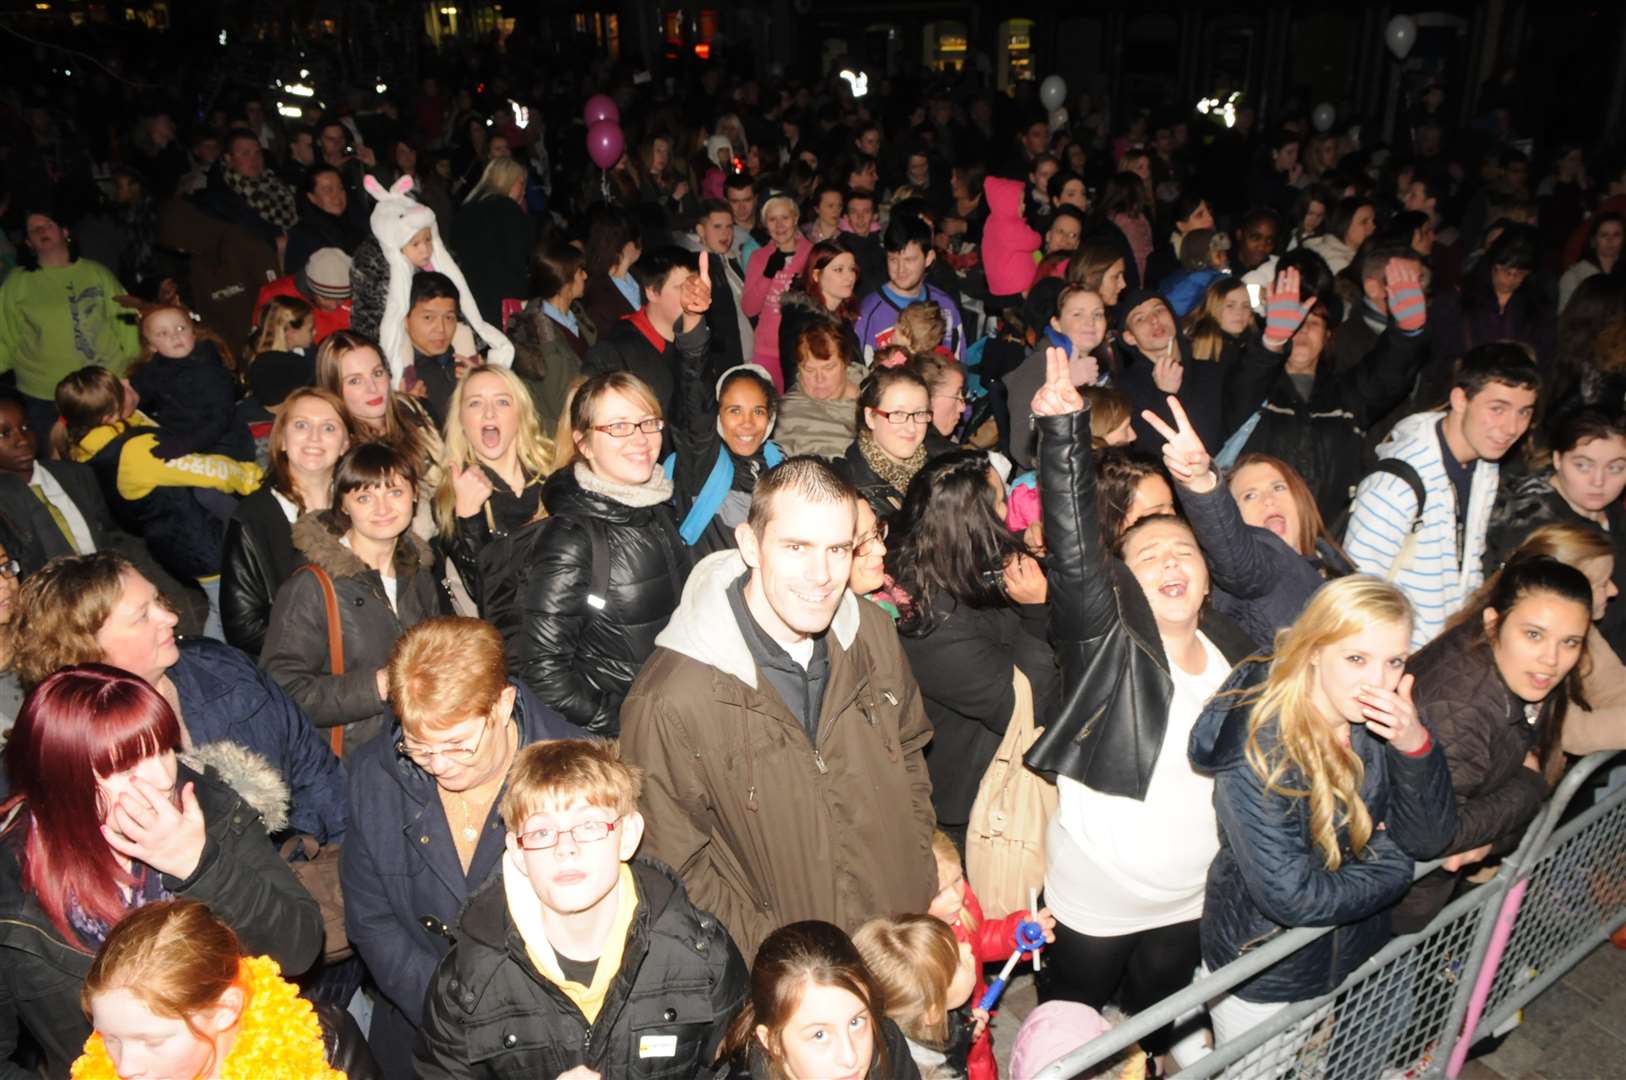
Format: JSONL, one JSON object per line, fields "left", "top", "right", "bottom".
{"left": 71, "top": 955, "right": 344, "bottom": 1080}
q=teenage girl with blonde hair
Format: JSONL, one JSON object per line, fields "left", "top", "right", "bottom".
{"left": 1188, "top": 575, "right": 1457, "bottom": 1048}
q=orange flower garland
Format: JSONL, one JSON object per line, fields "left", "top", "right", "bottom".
{"left": 71, "top": 955, "right": 344, "bottom": 1080}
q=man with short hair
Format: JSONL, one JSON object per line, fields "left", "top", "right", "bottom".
{"left": 684, "top": 198, "right": 751, "bottom": 377}
{"left": 201, "top": 127, "right": 299, "bottom": 246}
{"left": 283, "top": 164, "right": 368, "bottom": 279}
{"left": 723, "top": 171, "right": 762, "bottom": 263}
{"left": 853, "top": 214, "right": 965, "bottom": 365}
{"left": 1114, "top": 289, "right": 1228, "bottom": 457}
{"left": 1344, "top": 345, "right": 1542, "bottom": 647}
{"left": 581, "top": 246, "right": 713, "bottom": 422}
{"left": 404, "top": 271, "right": 468, "bottom": 424}
{"left": 841, "top": 188, "right": 886, "bottom": 287}
{"left": 620, "top": 457, "right": 938, "bottom": 959}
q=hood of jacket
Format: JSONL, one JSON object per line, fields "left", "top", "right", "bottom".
{"left": 654, "top": 550, "right": 862, "bottom": 691}
{"left": 1188, "top": 660, "right": 1268, "bottom": 775}
{"left": 777, "top": 289, "right": 828, "bottom": 318}
{"left": 1373, "top": 407, "right": 1447, "bottom": 460}
{"left": 983, "top": 175, "right": 1027, "bottom": 219}
{"left": 290, "top": 509, "right": 433, "bottom": 581}
{"left": 180, "top": 740, "right": 291, "bottom": 834}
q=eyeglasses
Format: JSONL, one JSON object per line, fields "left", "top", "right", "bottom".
{"left": 593, "top": 418, "right": 666, "bottom": 438}
{"left": 875, "top": 409, "right": 933, "bottom": 426}
{"left": 516, "top": 817, "right": 622, "bottom": 851}
{"left": 933, "top": 392, "right": 968, "bottom": 405}
{"left": 396, "top": 715, "right": 493, "bottom": 768}
{"left": 856, "top": 522, "right": 888, "bottom": 555}
{"left": 0, "top": 560, "right": 17, "bottom": 580}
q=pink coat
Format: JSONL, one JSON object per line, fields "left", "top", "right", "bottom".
{"left": 981, "top": 176, "right": 1042, "bottom": 297}
{"left": 741, "top": 236, "right": 812, "bottom": 391}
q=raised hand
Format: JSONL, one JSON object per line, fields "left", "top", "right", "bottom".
{"left": 101, "top": 776, "right": 207, "bottom": 881}
{"left": 451, "top": 461, "right": 496, "bottom": 518}
{"left": 1151, "top": 350, "right": 1184, "bottom": 394}
{"left": 681, "top": 255, "right": 713, "bottom": 316}
{"left": 1262, "top": 267, "right": 1316, "bottom": 351}
{"left": 1385, "top": 260, "right": 1427, "bottom": 333}
{"left": 1359, "top": 673, "right": 1428, "bottom": 754}
{"left": 1029, "top": 345, "right": 1085, "bottom": 418}
{"left": 1140, "top": 396, "right": 1217, "bottom": 493}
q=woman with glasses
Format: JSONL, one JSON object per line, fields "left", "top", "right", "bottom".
{"left": 906, "top": 351, "right": 974, "bottom": 456}
{"left": 341, "top": 617, "right": 577, "bottom": 1079}
{"left": 836, "top": 367, "right": 935, "bottom": 522}
{"left": 513, "top": 371, "right": 691, "bottom": 734}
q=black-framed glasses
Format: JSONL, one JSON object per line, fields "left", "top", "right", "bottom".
{"left": 876, "top": 409, "right": 932, "bottom": 426}
{"left": 932, "top": 391, "right": 968, "bottom": 406}
{"left": 593, "top": 418, "right": 665, "bottom": 438}
{"left": 516, "top": 818, "right": 621, "bottom": 850}
{"left": 396, "top": 716, "right": 493, "bottom": 768}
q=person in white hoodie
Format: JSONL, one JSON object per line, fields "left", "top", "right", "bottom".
{"left": 1342, "top": 343, "right": 1541, "bottom": 648}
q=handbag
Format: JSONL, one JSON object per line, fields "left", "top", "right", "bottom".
{"left": 966, "top": 667, "right": 1058, "bottom": 919}
{"left": 289, "top": 564, "right": 350, "bottom": 963}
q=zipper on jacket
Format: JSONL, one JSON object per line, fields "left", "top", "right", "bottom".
{"left": 813, "top": 749, "right": 828, "bottom": 774}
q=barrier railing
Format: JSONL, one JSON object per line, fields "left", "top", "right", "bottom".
{"left": 1031, "top": 750, "right": 1625, "bottom": 1079}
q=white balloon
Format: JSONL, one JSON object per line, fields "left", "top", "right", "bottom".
{"left": 1039, "top": 75, "right": 1068, "bottom": 112}
{"left": 1050, "top": 107, "right": 1070, "bottom": 132}
{"left": 1385, "top": 14, "right": 1417, "bottom": 60}
{"left": 1312, "top": 103, "right": 1335, "bottom": 132}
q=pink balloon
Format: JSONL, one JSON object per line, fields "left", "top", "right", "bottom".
{"left": 586, "top": 121, "right": 625, "bottom": 170}
{"left": 583, "top": 94, "right": 619, "bottom": 127}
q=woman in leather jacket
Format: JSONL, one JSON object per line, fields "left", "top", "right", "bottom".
{"left": 515, "top": 371, "right": 691, "bottom": 734}
{"left": 1023, "top": 367, "right": 1254, "bottom": 1064}
{"left": 221, "top": 388, "right": 351, "bottom": 657}
{"left": 73, "top": 899, "right": 379, "bottom": 1079}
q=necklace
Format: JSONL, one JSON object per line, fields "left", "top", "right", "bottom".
{"left": 445, "top": 721, "right": 518, "bottom": 844}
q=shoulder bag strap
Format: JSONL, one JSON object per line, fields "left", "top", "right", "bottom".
{"left": 298, "top": 564, "right": 346, "bottom": 758}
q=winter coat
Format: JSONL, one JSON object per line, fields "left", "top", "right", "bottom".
{"left": 742, "top": 237, "right": 813, "bottom": 389}
{"left": 582, "top": 311, "right": 711, "bottom": 431}
{"left": 260, "top": 511, "right": 445, "bottom": 755}
{"left": 156, "top": 196, "right": 279, "bottom": 346}
{"left": 1394, "top": 620, "right": 1553, "bottom": 931}
{"left": 348, "top": 236, "right": 392, "bottom": 343}
{"left": 776, "top": 290, "right": 860, "bottom": 390}
{"left": 901, "top": 598, "right": 1057, "bottom": 827}
{"left": 1225, "top": 328, "right": 1431, "bottom": 522}
{"left": 1484, "top": 470, "right": 1626, "bottom": 657}
{"left": 582, "top": 271, "right": 638, "bottom": 340}
{"left": 1024, "top": 411, "right": 1257, "bottom": 799}
{"left": 981, "top": 177, "right": 1042, "bottom": 297}
{"left": 1301, "top": 232, "right": 1358, "bottom": 275}
{"left": 253, "top": 273, "right": 352, "bottom": 342}
{"left": 775, "top": 386, "right": 860, "bottom": 460}
{"left": 129, "top": 340, "right": 255, "bottom": 461}
{"left": 508, "top": 298, "right": 595, "bottom": 430}
{"left": 1115, "top": 333, "right": 1234, "bottom": 459}
{"left": 1343, "top": 410, "right": 1501, "bottom": 649}
{"left": 1189, "top": 661, "right": 1457, "bottom": 1004}
{"left": 1174, "top": 481, "right": 1352, "bottom": 648}
{"left": 415, "top": 856, "right": 747, "bottom": 1080}
{"left": 513, "top": 465, "right": 691, "bottom": 734}
{"left": 220, "top": 483, "right": 301, "bottom": 657}
{"left": 284, "top": 201, "right": 368, "bottom": 280}
{"left": 447, "top": 468, "right": 547, "bottom": 607}
{"left": 0, "top": 763, "right": 323, "bottom": 1080}
{"left": 170, "top": 636, "right": 347, "bottom": 843}
{"left": 341, "top": 680, "right": 578, "bottom": 1080}
{"left": 619, "top": 550, "right": 939, "bottom": 961}
{"left": 451, "top": 194, "right": 535, "bottom": 328}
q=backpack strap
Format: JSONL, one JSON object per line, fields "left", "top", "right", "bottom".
{"left": 297, "top": 564, "right": 346, "bottom": 758}
{"left": 1371, "top": 459, "right": 1427, "bottom": 532}
{"left": 581, "top": 516, "right": 611, "bottom": 613}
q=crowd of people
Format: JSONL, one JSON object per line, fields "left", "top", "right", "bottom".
{"left": 0, "top": 42, "right": 1624, "bottom": 1080}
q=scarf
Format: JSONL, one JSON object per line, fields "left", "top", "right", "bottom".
{"left": 858, "top": 429, "right": 928, "bottom": 501}
{"left": 221, "top": 167, "right": 299, "bottom": 231}
{"left": 66, "top": 866, "right": 171, "bottom": 951}
{"left": 503, "top": 854, "right": 638, "bottom": 1024}
{"left": 667, "top": 441, "right": 785, "bottom": 544}
{"left": 71, "top": 956, "right": 343, "bottom": 1080}
{"left": 573, "top": 461, "right": 675, "bottom": 508}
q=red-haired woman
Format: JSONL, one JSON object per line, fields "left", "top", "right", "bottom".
{"left": 777, "top": 239, "right": 862, "bottom": 392}
{"left": 0, "top": 665, "right": 323, "bottom": 1078}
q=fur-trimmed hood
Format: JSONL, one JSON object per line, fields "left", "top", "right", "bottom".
{"left": 777, "top": 289, "right": 826, "bottom": 318}
{"left": 363, "top": 173, "right": 513, "bottom": 386}
{"left": 290, "top": 509, "right": 433, "bottom": 580}
{"left": 181, "top": 740, "right": 291, "bottom": 834}
{"left": 653, "top": 550, "right": 861, "bottom": 690}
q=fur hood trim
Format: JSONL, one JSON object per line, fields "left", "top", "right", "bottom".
{"left": 362, "top": 174, "right": 514, "bottom": 386}
{"left": 181, "top": 741, "right": 291, "bottom": 834}
{"left": 777, "top": 289, "right": 826, "bottom": 317}
{"left": 654, "top": 550, "right": 861, "bottom": 689}
{"left": 291, "top": 509, "right": 434, "bottom": 580}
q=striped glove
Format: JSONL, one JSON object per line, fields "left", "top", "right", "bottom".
{"left": 1386, "top": 262, "right": 1428, "bottom": 333}
{"left": 1262, "top": 273, "right": 1315, "bottom": 348}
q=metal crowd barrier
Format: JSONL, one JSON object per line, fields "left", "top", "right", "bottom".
{"left": 1032, "top": 750, "right": 1626, "bottom": 1079}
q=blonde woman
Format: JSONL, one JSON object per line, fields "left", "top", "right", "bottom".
{"left": 452, "top": 155, "right": 534, "bottom": 328}
{"left": 434, "top": 364, "right": 557, "bottom": 601}
{"left": 1188, "top": 576, "right": 1456, "bottom": 1047}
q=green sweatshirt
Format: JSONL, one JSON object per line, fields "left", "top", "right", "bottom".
{"left": 0, "top": 259, "right": 141, "bottom": 400}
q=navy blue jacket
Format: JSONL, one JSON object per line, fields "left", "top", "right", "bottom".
{"left": 169, "top": 637, "right": 347, "bottom": 844}
{"left": 340, "top": 680, "right": 579, "bottom": 1079}
{"left": 1189, "top": 661, "right": 1457, "bottom": 1004}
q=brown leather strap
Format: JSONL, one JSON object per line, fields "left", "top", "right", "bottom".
{"left": 298, "top": 564, "right": 346, "bottom": 758}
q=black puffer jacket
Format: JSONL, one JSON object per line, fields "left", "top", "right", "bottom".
{"left": 0, "top": 764, "right": 324, "bottom": 1080}
{"left": 220, "top": 484, "right": 301, "bottom": 657}
{"left": 1225, "top": 327, "right": 1431, "bottom": 522}
{"left": 260, "top": 511, "right": 446, "bottom": 755}
{"left": 1189, "top": 661, "right": 1456, "bottom": 1004}
{"left": 1394, "top": 620, "right": 1553, "bottom": 932}
{"left": 1024, "top": 410, "right": 1256, "bottom": 799}
{"left": 415, "top": 857, "right": 747, "bottom": 1080}
{"left": 514, "top": 465, "right": 691, "bottom": 734}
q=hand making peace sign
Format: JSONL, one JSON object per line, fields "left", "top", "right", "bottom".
{"left": 1030, "top": 345, "right": 1086, "bottom": 419}
{"left": 1141, "top": 395, "right": 1219, "bottom": 494}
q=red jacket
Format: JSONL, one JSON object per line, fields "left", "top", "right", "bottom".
{"left": 253, "top": 277, "right": 352, "bottom": 341}
{"left": 949, "top": 885, "right": 1034, "bottom": 1080}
